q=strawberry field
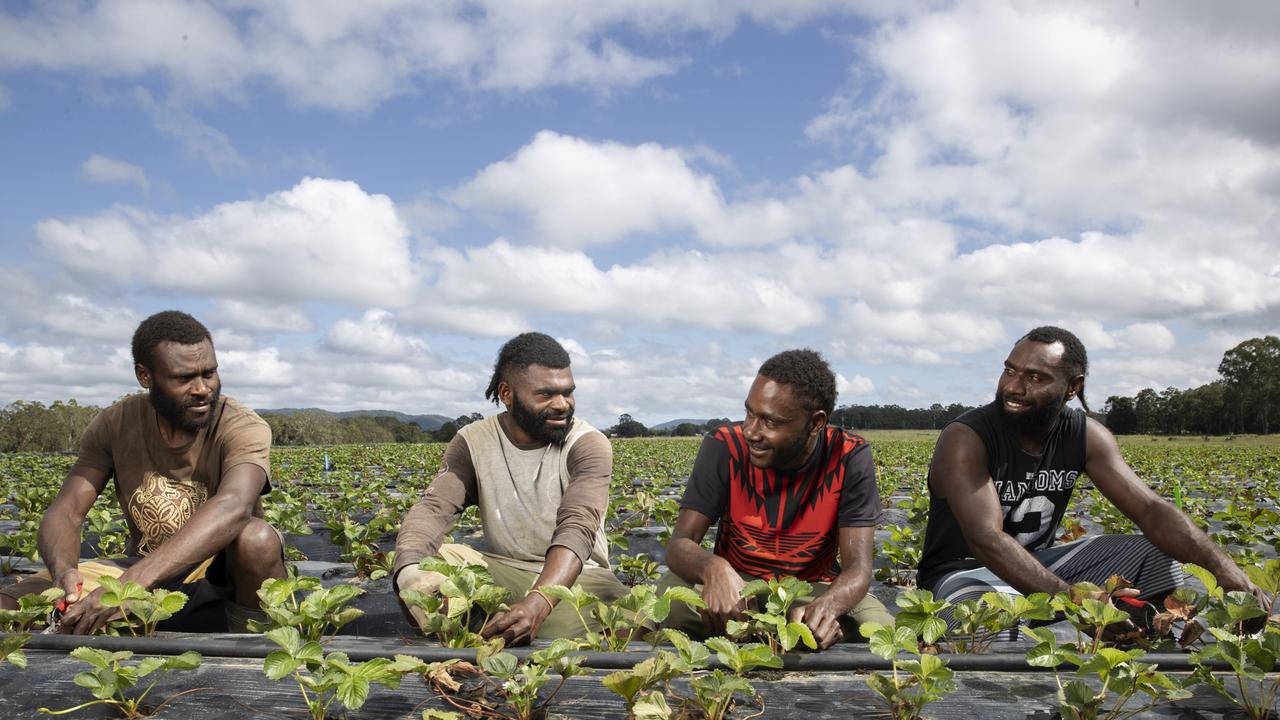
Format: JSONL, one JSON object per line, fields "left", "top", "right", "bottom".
{"left": 2, "top": 433, "right": 1279, "bottom": 718}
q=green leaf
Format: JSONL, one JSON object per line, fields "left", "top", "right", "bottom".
{"left": 335, "top": 672, "right": 372, "bottom": 710}
{"left": 135, "top": 657, "right": 165, "bottom": 677}
{"left": 633, "top": 690, "right": 672, "bottom": 719}
{"left": 69, "top": 646, "right": 115, "bottom": 670}
{"left": 165, "top": 651, "right": 202, "bottom": 670}
{"left": 265, "top": 626, "right": 302, "bottom": 654}
{"left": 479, "top": 651, "right": 518, "bottom": 679}
{"left": 264, "top": 651, "right": 302, "bottom": 680}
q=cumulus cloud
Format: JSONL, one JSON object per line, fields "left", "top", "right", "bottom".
{"left": 452, "top": 131, "right": 723, "bottom": 247}
{"left": 0, "top": 2, "right": 876, "bottom": 111}
{"left": 425, "top": 239, "right": 823, "bottom": 334}
{"left": 36, "top": 177, "right": 420, "bottom": 307}
{"left": 0, "top": 267, "right": 138, "bottom": 343}
{"left": 206, "top": 300, "right": 313, "bottom": 334}
{"left": 80, "top": 154, "right": 148, "bottom": 190}
{"left": 324, "top": 309, "right": 430, "bottom": 359}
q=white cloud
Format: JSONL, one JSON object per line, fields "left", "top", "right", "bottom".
{"left": 0, "top": 2, "right": 864, "bottom": 111}
{"left": 131, "top": 88, "right": 247, "bottom": 172}
{"left": 425, "top": 239, "right": 823, "bottom": 334}
{"left": 36, "top": 177, "right": 420, "bottom": 307}
{"left": 325, "top": 309, "right": 430, "bottom": 359}
{"left": 206, "top": 300, "right": 313, "bottom": 334}
{"left": 0, "top": 268, "right": 138, "bottom": 343}
{"left": 836, "top": 372, "right": 875, "bottom": 398}
{"left": 1114, "top": 322, "right": 1176, "bottom": 353}
{"left": 451, "top": 131, "right": 723, "bottom": 247}
{"left": 80, "top": 154, "right": 149, "bottom": 190}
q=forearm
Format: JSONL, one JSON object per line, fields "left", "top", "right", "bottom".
{"left": 972, "top": 532, "right": 1071, "bottom": 596}
{"left": 120, "top": 495, "right": 252, "bottom": 589}
{"left": 667, "top": 536, "right": 731, "bottom": 585}
{"left": 38, "top": 505, "right": 87, "bottom": 582}
{"left": 814, "top": 567, "right": 872, "bottom": 616}
{"left": 532, "top": 545, "right": 584, "bottom": 590}
{"left": 1140, "top": 502, "right": 1251, "bottom": 591}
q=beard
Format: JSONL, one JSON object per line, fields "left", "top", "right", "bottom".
{"left": 150, "top": 385, "right": 220, "bottom": 434}
{"left": 995, "top": 389, "right": 1064, "bottom": 433}
{"left": 510, "top": 394, "right": 574, "bottom": 445}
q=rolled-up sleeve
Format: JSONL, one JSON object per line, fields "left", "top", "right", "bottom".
{"left": 394, "top": 435, "right": 477, "bottom": 574}
{"left": 549, "top": 431, "right": 611, "bottom": 563}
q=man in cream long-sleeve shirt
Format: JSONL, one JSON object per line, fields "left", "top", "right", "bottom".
{"left": 394, "top": 332, "right": 627, "bottom": 645}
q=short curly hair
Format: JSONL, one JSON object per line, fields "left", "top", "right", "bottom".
{"left": 131, "top": 311, "right": 212, "bottom": 370}
{"left": 757, "top": 348, "right": 837, "bottom": 416}
{"left": 484, "top": 332, "right": 571, "bottom": 404}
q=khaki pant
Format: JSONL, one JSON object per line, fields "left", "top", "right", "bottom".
{"left": 656, "top": 569, "right": 893, "bottom": 641}
{"left": 402, "top": 544, "right": 630, "bottom": 639}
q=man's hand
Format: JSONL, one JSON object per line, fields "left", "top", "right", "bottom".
{"left": 790, "top": 596, "right": 846, "bottom": 650}
{"left": 481, "top": 592, "right": 553, "bottom": 646}
{"left": 700, "top": 558, "right": 748, "bottom": 635}
{"left": 58, "top": 585, "right": 121, "bottom": 636}
{"left": 395, "top": 565, "right": 443, "bottom": 631}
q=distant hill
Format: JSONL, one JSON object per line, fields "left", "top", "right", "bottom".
{"left": 652, "top": 418, "right": 710, "bottom": 431}
{"left": 257, "top": 407, "right": 452, "bottom": 431}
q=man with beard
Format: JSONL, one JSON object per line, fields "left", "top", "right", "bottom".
{"left": 0, "top": 311, "right": 284, "bottom": 633}
{"left": 394, "top": 332, "right": 627, "bottom": 644}
{"left": 918, "top": 326, "right": 1260, "bottom": 631}
{"left": 659, "top": 349, "right": 893, "bottom": 649}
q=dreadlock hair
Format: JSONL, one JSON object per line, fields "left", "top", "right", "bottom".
{"left": 484, "top": 332, "right": 571, "bottom": 405}
{"left": 757, "top": 348, "right": 837, "bottom": 417}
{"left": 131, "top": 311, "right": 212, "bottom": 370}
{"left": 1020, "top": 326, "right": 1090, "bottom": 413}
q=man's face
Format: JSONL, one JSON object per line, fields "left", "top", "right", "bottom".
{"left": 503, "top": 365, "right": 575, "bottom": 445}
{"left": 995, "top": 338, "right": 1076, "bottom": 432}
{"left": 139, "top": 339, "right": 221, "bottom": 434}
{"left": 742, "top": 374, "right": 822, "bottom": 470}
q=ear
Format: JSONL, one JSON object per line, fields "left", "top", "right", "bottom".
{"left": 1066, "top": 375, "right": 1084, "bottom": 400}
{"left": 135, "top": 363, "right": 151, "bottom": 389}
{"left": 808, "top": 409, "right": 829, "bottom": 435}
{"left": 497, "top": 380, "right": 513, "bottom": 408}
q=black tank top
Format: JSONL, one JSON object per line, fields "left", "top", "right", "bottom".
{"left": 917, "top": 402, "right": 1087, "bottom": 591}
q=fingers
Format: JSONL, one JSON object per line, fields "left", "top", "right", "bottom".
{"left": 481, "top": 607, "right": 535, "bottom": 646}
{"left": 57, "top": 570, "right": 84, "bottom": 603}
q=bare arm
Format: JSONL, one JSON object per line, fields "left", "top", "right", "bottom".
{"left": 1084, "top": 418, "right": 1256, "bottom": 594}
{"left": 791, "top": 526, "right": 876, "bottom": 649}
{"left": 666, "top": 508, "right": 746, "bottom": 634}
{"left": 930, "top": 423, "right": 1072, "bottom": 596}
{"left": 60, "top": 462, "right": 268, "bottom": 635}
{"left": 38, "top": 465, "right": 109, "bottom": 601}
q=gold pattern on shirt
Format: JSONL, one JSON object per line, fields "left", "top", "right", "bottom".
{"left": 128, "top": 472, "right": 208, "bottom": 555}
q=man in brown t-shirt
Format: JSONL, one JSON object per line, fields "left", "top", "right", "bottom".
{"left": 0, "top": 311, "right": 285, "bottom": 633}
{"left": 395, "top": 332, "right": 627, "bottom": 645}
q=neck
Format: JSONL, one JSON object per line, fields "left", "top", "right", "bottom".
{"left": 155, "top": 415, "right": 196, "bottom": 449}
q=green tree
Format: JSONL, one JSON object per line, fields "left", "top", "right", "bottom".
{"left": 610, "top": 414, "right": 649, "bottom": 438}
{"left": 1218, "top": 336, "right": 1280, "bottom": 434}
{"left": 1103, "top": 395, "right": 1137, "bottom": 435}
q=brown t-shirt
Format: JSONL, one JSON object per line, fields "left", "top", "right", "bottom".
{"left": 76, "top": 394, "right": 272, "bottom": 557}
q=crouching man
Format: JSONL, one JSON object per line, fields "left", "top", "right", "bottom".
{"left": 394, "top": 332, "right": 629, "bottom": 645}
{"left": 0, "top": 311, "right": 284, "bottom": 633}
{"left": 660, "top": 349, "right": 892, "bottom": 649}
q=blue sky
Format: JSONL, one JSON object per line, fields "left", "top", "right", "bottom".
{"left": 1, "top": 1, "right": 1278, "bottom": 428}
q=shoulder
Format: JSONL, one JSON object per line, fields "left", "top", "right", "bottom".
{"left": 216, "top": 397, "right": 270, "bottom": 435}
{"left": 826, "top": 426, "right": 869, "bottom": 453}
{"left": 457, "top": 414, "right": 499, "bottom": 441}
{"left": 87, "top": 393, "right": 149, "bottom": 435}
{"left": 566, "top": 422, "right": 611, "bottom": 460}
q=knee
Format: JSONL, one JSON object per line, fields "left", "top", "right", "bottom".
{"left": 231, "top": 518, "right": 282, "bottom": 566}
{"left": 0, "top": 594, "right": 16, "bottom": 611}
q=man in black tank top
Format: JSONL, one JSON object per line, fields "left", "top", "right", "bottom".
{"left": 918, "top": 326, "right": 1261, "bottom": 629}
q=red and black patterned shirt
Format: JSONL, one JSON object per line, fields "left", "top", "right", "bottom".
{"left": 680, "top": 423, "right": 881, "bottom": 582}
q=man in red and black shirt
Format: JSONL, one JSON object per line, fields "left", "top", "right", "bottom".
{"left": 660, "top": 349, "right": 892, "bottom": 648}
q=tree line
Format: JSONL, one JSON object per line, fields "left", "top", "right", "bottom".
{"left": 1, "top": 336, "right": 1275, "bottom": 452}
{"left": 1103, "top": 336, "right": 1280, "bottom": 435}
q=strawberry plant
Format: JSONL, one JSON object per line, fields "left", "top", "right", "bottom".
{"left": 1025, "top": 626, "right": 1192, "bottom": 720}
{"left": 263, "top": 626, "right": 432, "bottom": 720}
{"left": 399, "top": 556, "right": 510, "bottom": 648}
{"left": 860, "top": 621, "right": 956, "bottom": 720}
{"left": 725, "top": 576, "right": 817, "bottom": 653}
{"left": 250, "top": 573, "right": 365, "bottom": 641}
{"left": 37, "top": 648, "right": 202, "bottom": 719}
